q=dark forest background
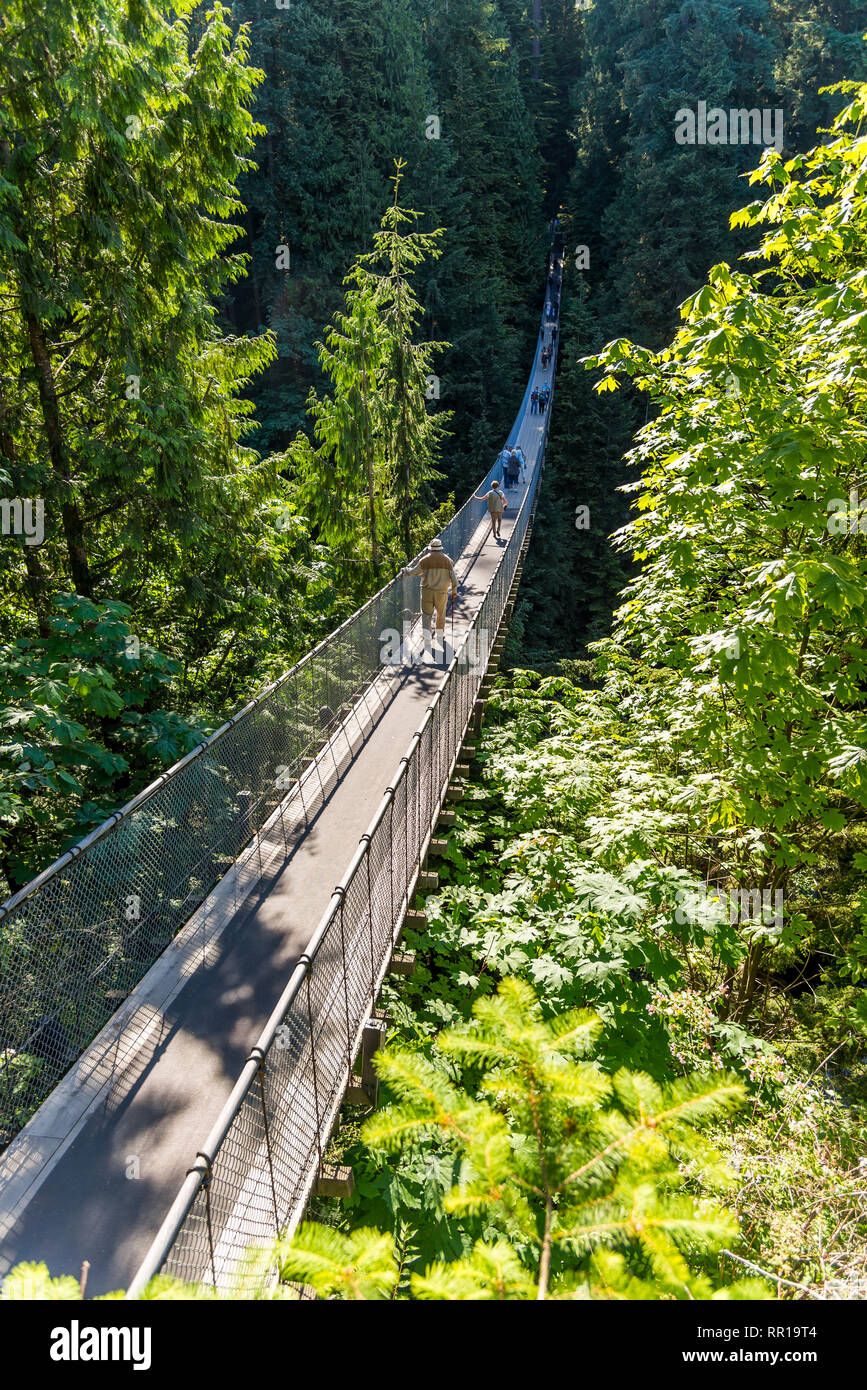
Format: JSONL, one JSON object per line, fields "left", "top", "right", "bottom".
{"left": 219, "top": 0, "right": 867, "bottom": 664}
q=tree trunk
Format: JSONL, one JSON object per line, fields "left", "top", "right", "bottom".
{"left": 532, "top": 0, "right": 542, "bottom": 82}
{"left": 24, "top": 310, "right": 93, "bottom": 597}
{"left": 537, "top": 1192, "right": 553, "bottom": 1300}
{"left": 360, "top": 360, "right": 380, "bottom": 578}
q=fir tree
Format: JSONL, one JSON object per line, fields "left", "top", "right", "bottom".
{"left": 277, "top": 979, "right": 760, "bottom": 1300}
{"left": 290, "top": 164, "right": 449, "bottom": 583}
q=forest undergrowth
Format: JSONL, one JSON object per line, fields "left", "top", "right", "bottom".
{"left": 289, "top": 672, "right": 867, "bottom": 1300}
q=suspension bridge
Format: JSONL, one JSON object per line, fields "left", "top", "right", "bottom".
{"left": 0, "top": 245, "right": 564, "bottom": 1298}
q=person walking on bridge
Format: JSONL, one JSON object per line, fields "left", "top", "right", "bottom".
{"left": 403, "top": 537, "right": 458, "bottom": 654}
{"left": 474, "top": 478, "right": 507, "bottom": 542}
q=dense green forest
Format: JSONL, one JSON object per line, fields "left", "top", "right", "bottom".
{"left": 2, "top": 0, "right": 867, "bottom": 1304}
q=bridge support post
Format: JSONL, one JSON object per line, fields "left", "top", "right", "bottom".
{"left": 314, "top": 1165, "right": 355, "bottom": 1200}
{"left": 361, "top": 1017, "right": 387, "bottom": 1105}
{"left": 388, "top": 950, "right": 416, "bottom": 978}
{"left": 473, "top": 700, "right": 486, "bottom": 736}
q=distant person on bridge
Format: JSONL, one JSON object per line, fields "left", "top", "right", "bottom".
{"left": 506, "top": 450, "right": 521, "bottom": 490}
{"left": 474, "top": 478, "right": 507, "bottom": 542}
{"left": 530, "top": 387, "right": 539, "bottom": 414}
{"left": 402, "top": 537, "right": 458, "bottom": 652}
{"left": 514, "top": 445, "right": 527, "bottom": 482}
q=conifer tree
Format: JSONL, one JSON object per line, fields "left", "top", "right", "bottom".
{"left": 358, "top": 164, "right": 450, "bottom": 560}
{"left": 411, "top": 0, "right": 546, "bottom": 495}
{"left": 277, "top": 980, "right": 759, "bottom": 1300}
{"left": 290, "top": 165, "right": 449, "bottom": 582}
{"left": 0, "top": 0, "right": 278, "bottom": 610}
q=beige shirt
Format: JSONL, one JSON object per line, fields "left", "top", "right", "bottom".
{"left": 405, "top": 551, "right": 458, "bottom": 593}
{"left": 481, "top": 489, "right": 506, "bottom": 514}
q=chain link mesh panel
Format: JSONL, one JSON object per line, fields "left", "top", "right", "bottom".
{"left": 143, "top": 434, "right": 547, "bottom": 1294}
{"left": 0, "top": 538, "right": 495, "bottom": 1148}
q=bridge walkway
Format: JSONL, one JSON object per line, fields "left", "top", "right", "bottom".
{"left": 0, "top": 345, "right": 556, "bottom": 1297}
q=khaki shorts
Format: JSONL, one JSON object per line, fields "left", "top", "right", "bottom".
{"left": 422, "top": 588, "right": 450, "bottom": 630}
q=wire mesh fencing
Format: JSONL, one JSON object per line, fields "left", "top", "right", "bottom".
{"left": 0, "top": 567, "right": 439, "bottom": 1148}
{"left": 125, "top": 410, "right": 547, "bottom": 1297}
{"left": 0, "top": 239, "right": 562, "bottom": 1291}
{"left": 0, "top": 392, "right": 555, "bottom": 1153}
{"left": 0, "top": 403, "right": 553, "bottom": 1152}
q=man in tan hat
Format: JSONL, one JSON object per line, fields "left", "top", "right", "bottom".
{"left": 403, "top": 537, "right": 458, "bottom": 653}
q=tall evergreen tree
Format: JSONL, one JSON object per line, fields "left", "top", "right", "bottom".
{"left": 770, "top": 0, "right": 867, "bottom": 141}
{"left": 291, "top": 165, "right": 449, "bottom": 586}
{"left": 0, "top": 0, "right": 280, "bottom": 613}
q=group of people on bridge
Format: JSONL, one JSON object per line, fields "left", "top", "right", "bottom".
{"left": 497, "top": 444, "right": 526, "bottom": 490}
{"left": 399, "top": 253, "right": 561, "bottom": 652}
{"left": 531, "top": 383, "right": 551, "bottom": 415}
